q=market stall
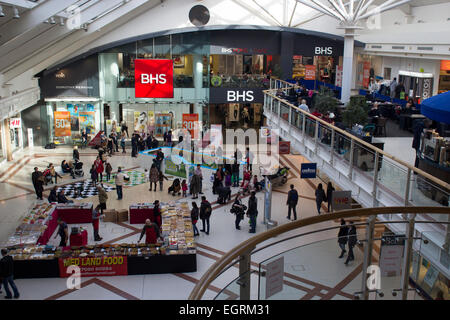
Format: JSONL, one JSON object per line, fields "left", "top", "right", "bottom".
{"left": 57, "top": 203, "right": 93, "bottom": 224}
{"left": 129, "top": 203, "right": 155, "bottom": 224}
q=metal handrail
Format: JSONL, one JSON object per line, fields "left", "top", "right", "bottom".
{"left": 264, "top": 84, "right": 450, "bottom": 191}
{"left": 188, "top": 206, "right": 450, "bottom": 300}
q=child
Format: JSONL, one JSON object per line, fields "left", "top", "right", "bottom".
{"left": 90, "top": 164, "right": 98, "bottom": 185}
{"left": 225, "top": 171, "right": 232, "bottom": 187}
{"left": 182, "top": 179, "right": 188, "bottom": 197}
{"left": 105, "top": 162, "right": 112, "bottom": 181}
{"left": 252, "top": 175, "right": 261, "bottom": 191}
{"left": 159, "top": 169, "right": 168, "bottom": 191}
{"left": 144, "top": 169, "right": 149, "bottom": 183}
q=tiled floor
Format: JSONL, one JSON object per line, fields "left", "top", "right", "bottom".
{"left": 0, "top": 146, "right": 413, "bottom": 300}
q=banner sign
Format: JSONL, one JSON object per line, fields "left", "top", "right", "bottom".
{"left": 265, "top": 256, "right": 284, "bottom": 299}
{"left": 54, "top": 111, "right": 71, "bottom": 137}
{"left": 279, "top": 141, "right": 291, "bottom": 155}
{"left": 182, "top": 114, "right": 199, "bottom": 139}
{"left": 67, "top": 104, "right": 80, "bottom": 131}
{"left": 59, "top": 256, "right": 128, "bottom": 277}
{"left": 300, "top": 163, "right": 317, "bottom": 179}
{"left": 335, "top": 65, "right": 343, "bottom": 87}
{"left": 135, "top": 59, "right": 174, "bottom": 98}
{"left": 10, "top": 118, "right": 21, "bottom": 129}
{"left": 332, "top": 191, "right": 352, "bottom": 211}
{"left": 305, "top": 65, "right": 316, "bottom": 80}
{"left": 79, "top": 112, "right": 95, "bottom": 134}
{"left": 379, "top": 245, "right": 404, "bottom": 277}
{"left": 363, "top": 61, "right": 371, "bottom": 88}
{"left": 164, "top": 156, "right": 188, "bottom": 179}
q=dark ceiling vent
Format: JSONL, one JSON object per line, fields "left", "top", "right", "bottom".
{"left": 371, "top": 45, "right": 382, "bottom": 49}
{"left": 392, "top": 46, "right": 405, "bottom": 50}
{"left": 189, "top": 5, "right": 210, "bottom": 26}
{"left": 417, "top": 46, "right": 433, "bottom": 51}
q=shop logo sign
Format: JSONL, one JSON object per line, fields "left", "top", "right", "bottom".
{"left": 227, "top": 90, "right": 254, "bottom": 102}
{"left": 135, "top": 59, "right": 173, "bottom": 98}
{"left": 315, "top": 47, "right": 333, "bottom": 55}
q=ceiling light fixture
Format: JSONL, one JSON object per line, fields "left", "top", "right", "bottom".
{"left": 60, "top": 17, "right": 65, "bottom": 26}
{"left": 49, "top": 16, "right": 56, "bottom": 24}
{"left": 12, "top": 7, "right": 19, "bottom": 19}
{"left": 0, "top": 5, "right": 5, "bottom": 17}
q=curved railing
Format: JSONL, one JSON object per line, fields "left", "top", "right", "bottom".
{"left": 188, "top": 206, "right": 450, "bottom": 300}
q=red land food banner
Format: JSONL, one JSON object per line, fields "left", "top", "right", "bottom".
{"left": 135, "top": 59, "right": 174, "bottom": 98}
{"left": 54, "top": 111, "right": 71, "bottom": 137}
{"left": 182, "top": 113, "right": 199, "bottom": 139}
{"left": 59, "top": 256, "right": 128, "bottom": 278}
{"left": 88, "top": 131, "right": 103, "bottom": 146}
{"left": 305, "top": 65, "right": 316, "bottom": 80}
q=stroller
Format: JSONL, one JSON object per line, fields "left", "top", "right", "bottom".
{"left": 73, "top": 160, "right": 84, "bottom": 178}
{"left": 168, "top": 178, "right": 181, "bottom": 196}
{"left": 217, "top": 185, "right": 232, "bottom": 204}
{"left": 43, "top": 168, "right": 53, "bottom": 185}
{"left": 266, "top": 167, "right": 289, "bottom": 187}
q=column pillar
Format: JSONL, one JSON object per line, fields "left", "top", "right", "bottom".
{"left": 341, "top": 28, "right": 356, "bottom": 104}
{"left": 3, "top": 119, "right": 13, "bottom": 161}
{"left": 193, "top": 54, "right": 204, "bottom": 134}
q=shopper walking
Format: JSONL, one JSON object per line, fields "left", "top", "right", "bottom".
{"left": 131, "top": 132, "right": 138, "bottom": 158}
{"left": 232, "top": 160, "right": 240, "bottom": 187}
{"left": 232, "top": 193, "right": 246, "bottom": 230}
{"left": 49, "top": 163, "right": 62, "bottom": 184}
{"left": 105, "top": 162, "right": 112, "bottom": 182}
{"left": 315, "top": 183, "right": 326, "bottom": 214}
{"left": 326, "top": 181, "right": 335, "bottom": 213}
{"left": 153, "top": 200, "right": 162, "bottom": 227}
{"left": 194, "top": 164, "right": 203, "bottom": 194}
{"left": 115, "top": 167, "right": 125, "bottom": 200}
{"left": 31, "top": 167, "right": 44, "bottom": 200}
{"left": 149, "top": 164, "right": 159, "bottom": 191}
{"left": 54, "top": 218, "right": 69, "bottom": 247}
{"left": 345, "top": 221, "right": 357, "bottom": 265}
{"left": 190, "top": 172, "right": 201, "bottom": 199}
{"left": 90, "top": 164, "right": 98, "bottom": 185}
{"left": 73, "top": 146, "right": 80, "bottom": 162}
{"left": 97, "top": 185, "right": 108, "bottom": 215}
{"left": 245, "top": 147, "right": 254, "bottom": 171}
{"left": 121, "top": 133, "right": 126, "bottom": 153}
{"left": 0, "top": 249, "right": 20, "bottom": 299}
{"left": 247, "top": 191, "right": 258, "bottom": 233}
{"left": 155, "top": 149, "right": 165, "bottom": 171}
{"left": 191, "top": 202, "right": 200, "bottom": 236}
{"left": 286, "top": 184, "right": 299, "bottom": 221}
{"left": 338, "top": 219, "right": 348, "bottom": 258}
{"left": 199, "top": 196, "right": 212, "bottom": 235}
{"left": 92, "top": 205, "right": 104, "bottom": 241}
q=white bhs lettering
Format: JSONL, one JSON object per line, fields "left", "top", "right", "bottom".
{"left": 141, "top": 74, "right": 167, "bottom": 84}
{"left": 315, "top": 47, "right": 333, "bottom": 55}
{"left": 227, "top": 91, "right": 254, "bottom": 102}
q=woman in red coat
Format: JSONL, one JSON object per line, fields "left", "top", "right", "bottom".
{"left": 94, "top": 156, "right": 104, "bottom": 183}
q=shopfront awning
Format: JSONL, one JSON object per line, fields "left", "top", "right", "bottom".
{"left": 421, "top": 91, "right": 450, "bottom": 124}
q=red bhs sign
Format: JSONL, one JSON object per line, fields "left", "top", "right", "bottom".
{"left": 135, "top": 59, "right": 173, "bottom": 98}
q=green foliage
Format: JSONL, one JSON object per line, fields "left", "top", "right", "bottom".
{"left": 272, "top": 64, "right": 282, "bottom": 78}
{"left": 342, "top": 95, "right": 369, "bottom": 128}
{"left": 312, "top": 86, "right": 339, "bottom": 114}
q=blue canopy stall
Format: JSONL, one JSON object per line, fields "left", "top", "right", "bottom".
{"left": 421, "top": 91, "right": 450, "bottom": 124}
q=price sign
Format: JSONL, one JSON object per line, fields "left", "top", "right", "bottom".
{"left": 182, "top": 114, "right": 199, "bottom": 139}
{"left": 54, "top": 111, "right": 71, "bottom": 137}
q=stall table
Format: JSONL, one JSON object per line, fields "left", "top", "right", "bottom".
{"left": 57, "top": 203, "right": 93, "bottom": 224}
{"left": 129, "top": 204, "right": 155, "bottom": 224}
{"left": 70, "top": 229, "right": 88, "bottom": 246}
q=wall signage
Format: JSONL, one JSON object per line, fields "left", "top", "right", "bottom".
{"left": 209, "top": 88, "right": 264, "bottom": 104}
{"left": 314, "top": 46, "right": 333, "bottom": 55}
{"left": 300, "top": 163, "right": 317, "bottom": 179}
{"left": 135, "top": 59, "right": 174, "bottom": 98}
{"left": 331, "top": 191, "right": 352, "bottom": 211}
{"left": 10, "top": 118, "right": 21, "bottom": 129}
{"left": 59, "top": 256, "right": 127, "bottom": 277}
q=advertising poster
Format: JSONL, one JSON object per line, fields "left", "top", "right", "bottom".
{"left": 164, "top": 156, "right": 187, "bottom": 179}
{"left": 260, "top": 127, "right": 271, "bottom": 139}
{"left": 155, "top": 113, "right": 172, "bottom": 137}
{"left": 363, "top": 61, "right": 371, "bottom": 88}
{"left": 300, "top": 163, "right": 317, "bottom": 179}
{"left": 279, "top": 141, "right": 291, "bottom": 155}
{"left": 134, "top": 111, "right": 148, "bottom": 134}
{"left": 332, "top": 191, "right": 352, "bottom": 211}
{"left": 182, "top": 113, "right": 199, "bottom": 140}
{"left": 210, "top": 124, "right": 223, "bottom": 152}
{"left": 79, "top": 112, "right": 95, "bottom": 134}
{"left": 67, "top": 104, "right": 80, "bottom": 131}
{"left": 59, "top": 256, "right": 127, "bottom": 278}
{"left": 265, "top": 256, "right": 284, "bottom": 299}
{"left": 228, "top": 104, "right": 240, "bottom": 122}
{"left": 87, "top": 104, "right": 95, "bottom": 112}
{"left": 335, "top": 65, "right": 343, "bottom": 87}
{"left": 54, "top": 111, "right": 71, "bottom": 137}
{"left": 379, "top": 245, "right": 404, "bottom": 277}
{"left": 305, "top": 65, "right": 316, "bottom": 80}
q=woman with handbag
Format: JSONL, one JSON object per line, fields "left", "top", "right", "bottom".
{"left": 191, "top": 202, "right": 200, "bottom": 236}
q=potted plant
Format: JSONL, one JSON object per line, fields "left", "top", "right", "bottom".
{"left": 312, "top": 86, "right": 339, "bottom": 114}
{"left": 342, "top": 96, "right": 369, "bottom": 128}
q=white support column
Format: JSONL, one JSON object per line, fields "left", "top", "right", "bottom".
{"left": 341, "top": 28, "right": 356, "bottom": 104}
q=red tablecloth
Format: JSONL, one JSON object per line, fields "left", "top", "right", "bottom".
{"left": 70, "top": 230, "right": 88, "bottom": 246}
{"left": 37, "top": 209, "right": 58, "bottom": 245}
{"left": 58, "top": 208, "right": 92, "bottom": 224}
{"left": 129, "top": 208, "right": 154, "bottom": 224}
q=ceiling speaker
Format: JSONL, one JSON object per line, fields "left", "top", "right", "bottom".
{"left": 189, "top": 5, "right": 210, "bottom": 26}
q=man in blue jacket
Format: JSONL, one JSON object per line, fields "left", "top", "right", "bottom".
{"left": 286, "top": 184, "right": 299, "bottom": 221}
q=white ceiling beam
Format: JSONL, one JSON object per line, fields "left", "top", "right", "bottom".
{"left": 231, "top": 0, "right": 282, "bottom": 26}
{"left": 310, "top": 0, "right": 344, "bottom": 21}
{"left": 288, "top": 0, "right": 298, "bottom": 27}
{"left": 251, "top": 0, "right": 283, "bottom": 26}
{"left": 0, "top": 23, "right": 53, "bottom": 57}
{"left": 0, "top": 0, "right": 37, "bottom": 10}
{"left": 0, "top": 0, "right": 79, "bottom": 45}
{"left": 327, "top": 0, "right": 349, "bottom": 20}
{"left": 358, "top": 0, "right": 412, "bottom": 20}
{"left": 296, "top": 0, "right": 343, "bottom": 19}
{"left": 354, "top": 0, "right": 377, "bottom": 20}
{"left": 3, "top": 0, "right": 161, "bottom": 83}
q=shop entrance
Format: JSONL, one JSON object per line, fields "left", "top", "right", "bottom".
{"left": 207, "top": 103, "right": 264, "bottom": 131}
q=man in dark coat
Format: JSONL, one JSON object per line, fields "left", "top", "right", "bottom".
{"left": 247, "top": 191, "right": 258, "bottom": 233}
{"left": 31, "top": 167, "right": 44, "bottom": 200}
{"left": 345, "top": 221, "right": 357, "bottom": 265}
{"left": 0, "top": 249, "right": 20, "bottom": 299}
{"left": 199, "top": 196, "right": 212, "bottom": 235}
{"left": 131, "top": 133, "right": 138, "bottom": 158}
{"left": 286, "top": 184, "right": 299, "bottom": 221}
{"left": 412, "top": 119, "right": 431, "bottom": 169}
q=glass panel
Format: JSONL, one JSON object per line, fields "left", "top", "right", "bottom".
{"left": 410, "top": 175, "right": 450, "bottom": 221}
{"left": 137, "top": 39, "right": 153, "bottom": 58}
{"left": 376, "top": 157, "right": 408, "bottom": 201}
{"left": 280, "top": 102, "right": 290, "bottom": 122}
{"left": 305, "top": 117, "right": 316, "bottom": 138}
{"left": 154, "top": 35, "right": 171, "bottom": 59}
{"left": 352, "top": 143, "right": 378, "bottom": 180}
{"left": 319, "top": 124, "right": 332, "bottom": 147}
{"left": 214, "top": 270, "right": 254, "bottom": 300}
{"left": 259, "top": 231, "right": 367, "bottom": 300}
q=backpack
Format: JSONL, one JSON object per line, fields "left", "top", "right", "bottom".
{"left": 205, "top": 202, "right": 212, "bottom": 215}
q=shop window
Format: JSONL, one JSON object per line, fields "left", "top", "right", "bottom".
{"left": 154, "top": 35, "right": 171, "bottom": 59}
{"left": 137, "top": 39, "right": 153, "bottom": 59}
{"left": 384, "top": 67, "right": 392, "bottom": 80}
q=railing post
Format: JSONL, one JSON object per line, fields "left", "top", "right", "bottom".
{"left": 361, "top": 215, "right": 376, "bottom": 300}
{"left": 401, "top": 214, "right": 416, "bottom": 300}
{"left": 404, "top": 168, "right": 412, "bottom": 207}
{"left": 302, "top": 114, "right": 306, "bottom": 143}
{"left": 239, "top": 250, "right": 253, "bottom": 300}
{"left": 277, "top": 100, "right": 281, "bottom": 118}
{"left": 372, "top": 152, "right": 380, "bottom": 208}
{"left": 330, "top": 128, "right": 335, "bottom": 166}
{"left": 348, "top": 139, "right": 355, "bottom": 179}
{"left": 314, "top": 120, "right": 319, "bottom": 154}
